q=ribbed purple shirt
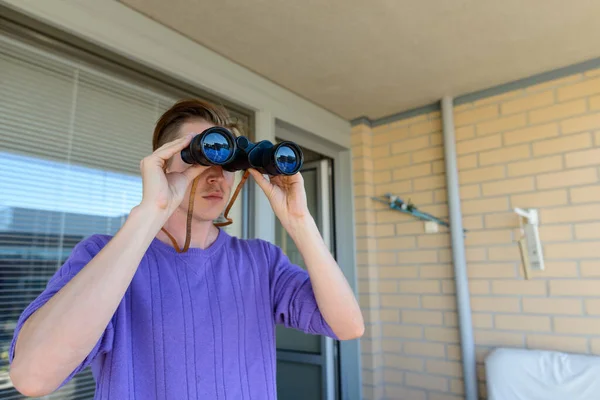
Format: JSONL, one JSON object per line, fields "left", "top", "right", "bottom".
{"left": 10, "top": 229, "right": 337, "bottom": 399}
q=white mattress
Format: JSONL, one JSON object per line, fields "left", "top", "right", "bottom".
{"left": 486, "top": 347, "right": 600, "bottom": 400}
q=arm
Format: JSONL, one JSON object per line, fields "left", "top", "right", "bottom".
{"left": 9, "top": 134, "right": 204, "bottom": 396}
{"left": 249, "top": 169, "right": 364, "bottom": 340}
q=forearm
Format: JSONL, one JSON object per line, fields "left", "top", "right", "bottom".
{"left": 10, "top": 205, "right": 165, "bottom": 395}
{"left": 287, "top": 216, "right": 364, "bottom": 340}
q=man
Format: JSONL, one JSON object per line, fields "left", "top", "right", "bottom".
{"left": 9, "top": 99, "right": 364, "bottom": 399}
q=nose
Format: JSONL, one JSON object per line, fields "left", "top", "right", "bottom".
{"left": 206, "top": 166, "right": 225, "bottom": 183}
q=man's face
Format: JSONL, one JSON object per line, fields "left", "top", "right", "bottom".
{"left": 166, "top": 119, "right": 236, "bottom": 222}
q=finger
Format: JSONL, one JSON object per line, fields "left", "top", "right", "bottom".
{"left": 152, "top": 133, "right": 195, "bottom": 162}
{"left": 182, "top": 164, "right": 204, "bottom": 182}
{"left": 248, "top": 168, "right": 272, "bottom": 192}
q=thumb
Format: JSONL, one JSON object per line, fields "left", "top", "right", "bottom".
{"left": 182, "top": 165, "right": 204, "bottom": 182}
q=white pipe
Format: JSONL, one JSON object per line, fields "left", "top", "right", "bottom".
{"left": 441, "top": 95, "right": 478, "bottom": 400}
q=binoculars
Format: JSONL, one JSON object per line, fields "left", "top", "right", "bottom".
{"left": 181, "top": 127, "right": 304, "bottom": 175}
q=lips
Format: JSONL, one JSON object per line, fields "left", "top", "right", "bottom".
{"left": 203, "top": 192, "right": 224, "bottom": 200}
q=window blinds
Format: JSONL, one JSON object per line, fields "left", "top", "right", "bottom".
{"left": 0, "top": 32, "right": 244, "bottom": 399}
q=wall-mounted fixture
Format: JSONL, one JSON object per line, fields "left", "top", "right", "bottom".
{"left": 514, "top": 207, "right": 545, "bottom": 277}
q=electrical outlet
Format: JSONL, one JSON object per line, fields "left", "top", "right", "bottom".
{"left": 424, "top": 221, "right": 439, "bottom": 233}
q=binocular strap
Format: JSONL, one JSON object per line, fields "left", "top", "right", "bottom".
{"left": 161, "top": 169, "right": 250, "bottom": 253}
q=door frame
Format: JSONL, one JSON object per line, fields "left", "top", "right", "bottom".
{"left": 271, "top": 119, "right": 362, "bottom": 400}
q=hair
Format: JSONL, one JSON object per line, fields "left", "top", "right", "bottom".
{"left": 152, "top": 98, "right": 242, "bottom": 151}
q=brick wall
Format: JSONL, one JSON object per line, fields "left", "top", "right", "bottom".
{"left": 353, "top": 68, "right": 600, "bottom": 400}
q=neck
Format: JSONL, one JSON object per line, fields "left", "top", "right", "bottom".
{"left": 156, "top": 206, "right": 220, "bottom": 250}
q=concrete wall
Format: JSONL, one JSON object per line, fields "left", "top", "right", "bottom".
{"left": 354, "top": 68, "right": 600, "bottom": 399}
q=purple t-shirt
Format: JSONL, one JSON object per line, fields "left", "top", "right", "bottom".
{"left": 10, "top": 229, "right": 337, "bottom": 399}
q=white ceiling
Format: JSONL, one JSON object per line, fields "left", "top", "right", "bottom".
{"left": 119, "top": 0, "right": 600, "bottom": 121}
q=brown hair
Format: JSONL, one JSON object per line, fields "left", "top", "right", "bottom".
{"left": 152, "top": 98, "right": 241, "bottom": 151}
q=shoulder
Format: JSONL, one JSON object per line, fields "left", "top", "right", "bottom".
{"left": 59, "top": 234, "right": 113, "bottom": 276}
{"left": 225, "top": 235, "right": 284, "bottom": 265}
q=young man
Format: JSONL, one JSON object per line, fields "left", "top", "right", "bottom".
{"left": 8, "top": 99, "right": 364, "bottom": 399}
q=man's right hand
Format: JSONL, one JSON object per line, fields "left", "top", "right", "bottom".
{"left": 138, "top": 133, "right": 203, "bottom": 218}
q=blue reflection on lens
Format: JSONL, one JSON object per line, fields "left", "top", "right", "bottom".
{"left": 203, "top": 132, "right": 232, "bottom": 163}
{"left": 275, "top": 145, "right": 298, "bottom": 174}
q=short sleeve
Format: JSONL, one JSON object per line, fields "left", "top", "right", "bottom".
{"left": 265, "top": 241, "right": 338, "bottom": 340}
{"left": 8, "top": 234, "right": 115, "bottom": 388}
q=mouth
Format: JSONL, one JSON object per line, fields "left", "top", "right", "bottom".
{"left": 202, "top": 192, "right": 224, "bottom": 201}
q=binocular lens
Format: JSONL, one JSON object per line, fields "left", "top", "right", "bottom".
{"left": 203, "top": 132, "right": 233, "bottom": 163}
{"left": 274, "top": 145, "right": 299, "bottom": 174}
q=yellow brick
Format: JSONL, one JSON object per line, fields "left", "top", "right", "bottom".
{"left": 405, "top": 372, "right": 448, "bottom": 392}
{"left": 586, "top": 69, "right": 600, "bottom": 78}
{"left": 585, "top": 299, "right": 600, "bottom": 315}
{"left": 425, "top": 327, "right": 460, "bottom": 343}
{"left": 417, "top": 234, "right": 450, "bottom": 249}
{"left": 350, "top": 131, "right": 371, "bottom": 146}
{"left": 511, "top": 189, "right": 568, "bottom": 208}
{"left": 441, "top": 279, "right": 455, "bottom": 294}
{"left": 383, "top": 354, "right": 425, "bottom": 371}
{"left": 422, "top": 295, "right": 456, "bottom": 310}
{"left": 372, "top": 145, "right": 391, "bottom": 159}
{"left": 575, "top": 222, "right": 600, "bottom": 239}
{"left": 412, "top": 146, "right": 444, "bottom": 163}
{"left": 414, "top": 174, "right": 446, "bottom": 191}
{"left": 593, "top": 339, "right": 600, "bottom": 356}
{"left": 471, "top": 297, "right": 520, "bottom": 312}
{"left": 533, "top": 132, "right": 592, "bottom": 156}
{"left": 351, "top": 145, "right": 369, "bottom": 158}
{"left": 470, "top": 281, "right": 491, "bottom": 294}
{"left": 474, "top": 89, "right": 523, "bottom": 106}
{"left": 354, "top": 184, "right": 374, "bottom": 197}
{"left": 555, "top": 317, "right": 600, "bottom": 335}
{"left": 480, "top": 144, "right": 531, "bottom": 166}
{"left": 396, "top": 220, "right": 426, "bottom": 235}
{"left": 410, "top": 118, "right": 441, "bottom": 136}
{"left": 447, "top": 345, "right": 461, "bottom": 361}
{"left": 526, "top": 334, "right": 588, "bottom": 354}
{"left": 379, "top": 266, "right": 419, "bottom": 278}
{"left": 458, "top": 154, "right": 478, "bottom": 170}
{"left": 353, "top": 157, "right": 373, "bottom": 171}
{"left": 450, "top": 379, "right": 465, "bottom": 395}
{"left": 454, "top": 104, "right": 499, "bottom": 127}
{"left": 392, "top": 163, "right": 432, "bottom": 181}
{"left": 473, "top": 313, "right": 494, "bottom": 328}
{"left": 476, "top": 113, "right": 527, "bottom": 136}
{"left": 596, "top": 131, "right": 600, "bottom": 145}
{"left": 426, "top": 360, "right": 463, "bottom": 378}
{"left": 372, "top": 127, "right": 409, "bottom": 146}
{"left": 404, "top": 341, "right": 446, "bottom": 358}
{"left": 501, "top": 90, "right": 554, "bottom": 115}
{"left": 378, "top": 281, "right": 398, "bottom": 293}
{"left": 460, "top": 165, "right": 505, "bottom": 184}
{"left": 526, "top": 261, "right": 578, "bottom": 278}
{"left": 488, "top": 245, "right": 521, "bottom": 261}
{"left": 465, "top": 230, "right": 513, "bottom": 246}
{"left": 385, "top": 386, "right": 426, "bottom": 400}
{"left": 377, "top": 236, "right": 417, "bottom": 250}
{"left": 504, "top": 123, "right": 559, "bottom": 145}
{"left": 402, "top": 310, "right": 443, "bottom": 325}
{"left": 356, "top": 238, "right": 377, "bottom": 251}
{"left": 482, "top": 177, "right": 535, "bottom": 196}
{"left": 383, "top": 368, "right": 404, "bottom": 383}
{"left": 550, "top": 279, "right": 600, "bottom": 296}
{"left": 456, "top": 134, "right": 502, "bottom": 155}
{"left": 546, "top": 241, "right": 600, "bottom": 259}
{"left": 379, "top": 309, "right": 401, "bottom": 323}
{"left": 376, "top": 252, "right": 397, "bottom": 265}
{"left": 475, "top": 330, "right": 524, "bottom": 346}
{"left": 523, "top": 298, "right": 582, "bottom": 315}
{"left": 484, "top": 212, "right": 520, "bottom": 229}
{"left": 565, "top": 148, "right": 600, "bottom": 168}
{"left": 459, "top": 184, "right": 481, "bottom": 200}
{"left": 382, "top": 324, "right": 423, "bottom": 339}
{"left": 381, "top": 294, "right": 421, "bottom": 308}
{"left": 398, "top": 280, "right": 441, "bottom": 294}
{"left": 581, "top": 260, "right": 600, "bottom": 277}
{"left": 571, "top": 184, "right": 600, "bottom": 203}
{"left": 529, "top": 99, "right": 587, "bottom": 124}
{"left": 391, "top": 136, "right": 430, "bottom": 155}
{"left": 463, "top": 215, "right": 484, "bottom": 230}
{"left": 456, "top": 125, "right": 475, "bottom": 141}
{"left": 420, "top": 264, "right": 453, "bottom": 279}
{"left": 591, "top": 95, "right": 600, "bottom": 111}
{"left": 432, "top": 160, "right": 445, "bottom": 174}
{"left": 462, "top": 197, "right": 508, "bottom": 215}
{"left": 557, "top": 76, "right": 600, "bottom": 101}
{"left": 492, "top": 280, "right": 547, "bottom": 295}
{"left": 373, "top": 153, "right": 411, "bottom": 170}
{"left": 539, "top": 225, "right": 573, "bottom": 241}
{"left": 467, "top": 263, "right": 517, "bottom": 279}
{"left": 562, "top": 113, "right": 600, "bottom": 134}
{"left": 495, "top": 315, "right": 551, "bottom": 332}
{"left": 507, "top": 155, "right": 564, "bottom": 177}
{"left": 537, "top": 167, "right": 597, "bottom": 189}
{"left": 374, "top": 224, "right": 395, "bottom": 237}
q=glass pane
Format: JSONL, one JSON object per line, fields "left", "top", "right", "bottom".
{"left": 275, "top": 168, "right": 321, "bottom": 353}
{"left": 276, "top": 360, "right": 322, "bottom": 400}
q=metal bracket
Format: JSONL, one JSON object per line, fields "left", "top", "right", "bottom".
{"left": 372, "top": 193, "right": 467, "bottom": 233}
